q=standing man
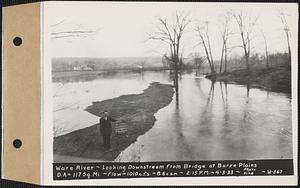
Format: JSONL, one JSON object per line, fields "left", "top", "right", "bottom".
{"left": 99, "top": 110, "right": 116, "bottom": 151}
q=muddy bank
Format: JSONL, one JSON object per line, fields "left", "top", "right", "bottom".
{"left": 53, "top": 82, "right": 174, "bottom": 162}
{"left": 206, "top": 65, "right": 291, "bottom": 94}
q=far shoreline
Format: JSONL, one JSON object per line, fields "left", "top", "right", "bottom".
{"left": 205, "top": 66, "right": 291, "bottom": 95}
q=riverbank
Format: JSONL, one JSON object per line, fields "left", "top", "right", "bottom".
{"left": 206, "top": 65, "right": 291, "bottom": 94}
{"left": 53, "top": 82, "right": 174, "bottom": 162}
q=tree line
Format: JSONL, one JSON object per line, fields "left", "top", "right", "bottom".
{"left": 148, "top": 10, "right": 292, "bottom": 89}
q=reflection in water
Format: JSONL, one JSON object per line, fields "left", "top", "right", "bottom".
{"left": 114, "top": 72, "right": 292, "bottom": 161}
{"left": 247, "top": 84, "right": 250, "bottom": 97}
{"left": 53, "top": 71, "right": 292, "bottom": 161}
{"left": 175, "top": 88, "right": 179, "bottom": 109}
{"left": 221, "top": 81, "right": 229, "bottom": 124}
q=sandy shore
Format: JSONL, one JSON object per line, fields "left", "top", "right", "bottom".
{"left": 53, "top": 82, "right": 174, "bottom": 162}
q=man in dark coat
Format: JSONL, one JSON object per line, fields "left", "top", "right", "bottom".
{"left": 99, "top": 111, "right": 116, "bottom": 151}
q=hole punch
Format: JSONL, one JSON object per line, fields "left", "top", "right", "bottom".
{"left": 13, "top": 37, "right": 22, "bottom": 46}
{"left": 13, "top": 139, "right": 22, "bottom": 149}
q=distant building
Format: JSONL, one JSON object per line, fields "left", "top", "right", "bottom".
{"left": 73, "top": 64, "right": 93, "bottom": 71}
{"left": 73, "top": 66, "right": 81, "bottom": 71}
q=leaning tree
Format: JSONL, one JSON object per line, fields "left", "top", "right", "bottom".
{"left": 195, "top": 21, "right": 216, "bottom": 74}
{"left": 231, "top": 11, "right": 259, "bottom": 72}
{"left": 218, "top": 12, "right": 232, "bottom": 73}
{"left": 278, "top": 10, "right": 291, "bottom": 65}
{"left": 260, "top": 29, "right": 270, "bottom": 68}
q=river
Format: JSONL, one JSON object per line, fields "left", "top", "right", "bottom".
{"left": 53, "top": 70, "right": 292, "bottom": 161}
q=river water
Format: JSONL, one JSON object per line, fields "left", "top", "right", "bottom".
{"left": 53, "top": 70, "right": 292, "bottom": 161}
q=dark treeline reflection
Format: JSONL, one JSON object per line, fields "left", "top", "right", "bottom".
{"left": 198, "top": 79, "right": 253, "bottom": 126}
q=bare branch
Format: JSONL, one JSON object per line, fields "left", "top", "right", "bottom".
{"left": 278, "top": 9, "right": 291, "bottom": 63}
{"left": 195, "top": 23, "right": 215, "bottom": 73}
{"left": 231, "top": 10, "right": 259, "bottom": 70}
{"left": 51, "top": 30, "right": 97, "bottom": 35}
{"left": 51, "top": 27, "right": 102, "bottom": 40}
{"left": 50, "top": 19, "right": 66, "bottom": 27}
{"left": 51, "top": 34, "right": 92, "bottom": 39}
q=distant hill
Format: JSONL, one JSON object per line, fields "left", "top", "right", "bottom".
{"left": 52, "top": 57, "right": 164, "bottom": 71}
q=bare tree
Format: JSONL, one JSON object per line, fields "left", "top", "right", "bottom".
{"left": 231, "top": 11, "right": 259, "bottom": 71}
{"left": 195, "top": 21, "right": 216, "bottom": 74}
{"left": 278, "top": 10, "right": 291, "bottom": 64}
{"left": 260, "top": 29, "right": 269, "bottom": 68}
{"left": 148, "top": 11, "right": 191, "bottom": 92}
{"left": 219, "top": 13, "right": 232, "bottom": 73}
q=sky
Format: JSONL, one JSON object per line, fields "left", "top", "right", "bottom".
{"left": 43, "top": 2, "right": 298, "bottom": 59}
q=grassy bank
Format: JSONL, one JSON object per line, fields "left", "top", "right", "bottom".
{"left": 206, "top": 65, "right": 291, "bottom": 94}
{"left": 53, "top": 82, "right": 174, "bottom": 162}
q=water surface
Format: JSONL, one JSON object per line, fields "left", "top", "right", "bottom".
{"left": 53, "top": 71, "right": 292, "bottom": 160}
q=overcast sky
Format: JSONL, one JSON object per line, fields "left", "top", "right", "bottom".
{"left": 44, "top": 2, "right": 298, "bottom": 59}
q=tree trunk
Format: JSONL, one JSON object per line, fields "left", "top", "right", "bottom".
{"left": 245, "top": 54, "right": 250, "bottom": 71}
{"left": 286, "top": 32, "right": 291, "bottom": 65}
{"left": 174, "top": 60, "right": 178, "bottom": 90}
{"left": 224, "top": 43, "right": 228, "bottom": 73}
{"left": 211, "top": 64, "right": 216, "bottom": 74}
{"left": 262, "top": 32, "right": 269, "bottom": 68}
{"left": 219, "top": 42, "right": 225, "bottom": 73}
{"left": 179, "top": 55, "right": 183, "bottom": 73}
{"left": 265, "top": 51, "right": 269, "bottom": 68}
{"left": 173, "top": 43, "right": 179, "bottom": 97}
